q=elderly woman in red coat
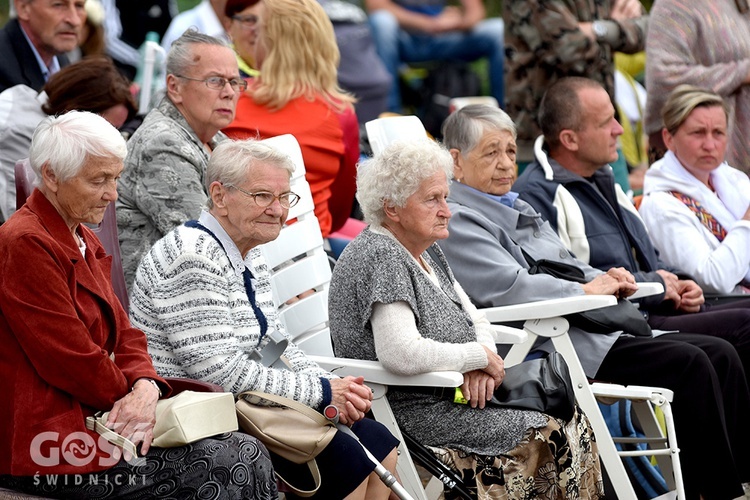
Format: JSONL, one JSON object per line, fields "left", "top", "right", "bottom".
{"left": 0, "top": 111, "right": 277, "bottom": 499}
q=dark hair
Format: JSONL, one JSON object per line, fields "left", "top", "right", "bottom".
{"left": 539, "top": 77, "right": 604, "bottom": 150}
{"left": 225, "top": 0, "right": 260, "bottom": 17}
{"left": 41, "top": 57, "right": 137, "bottom": 121}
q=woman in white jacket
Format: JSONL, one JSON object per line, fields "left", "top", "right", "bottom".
{"left": 640, "top": 85, "right": 750, "bottom": 295}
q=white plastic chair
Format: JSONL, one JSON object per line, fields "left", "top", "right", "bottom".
{"left": 480, "top": 285, "right": 685, "bottom": 500}
{"left": 365, "top": 115, "right": 433, "bottom": 155}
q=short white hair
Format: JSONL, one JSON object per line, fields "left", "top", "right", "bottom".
{"left": 356, "top": 140, "right": 453, "bottom": 226}
{"left": 29, "top": 111, "right": 127, "bottom": 183}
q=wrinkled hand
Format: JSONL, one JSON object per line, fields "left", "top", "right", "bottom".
{"left": 481, "top": 345, "right": 505, "bottom": 389}
{"left": 106, "top": 379, "right": 160, "bottom": 458}
{"left": 329, "top": 376, "right": 372, "bottom": 426}
{"left": 611, "top": 0, "right": 643, "bottom": 20}
{"left": 582, "top": 270, "right": 635, "bottom": 296}
{"left": 676, "top": 279, "right": 704, "bottom": 313}
{"left": 656, "top": 269, "right": 682, "bottom": 307}
{"left": 461, "top": 370, "right": 496, "bottom": 409}
{"left": 606, "top": 267, "right": 638, "bottom": 298}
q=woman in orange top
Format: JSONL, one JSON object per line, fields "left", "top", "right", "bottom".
{"left": 223, "top": 0, "right": 359, "bottom": 237}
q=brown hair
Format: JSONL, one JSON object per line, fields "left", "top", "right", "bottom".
{"left": 41, "top": 57, "right": 137, "bottom": 120}
{"left": 539, "top": 77, "right": 604, "bottom": 151}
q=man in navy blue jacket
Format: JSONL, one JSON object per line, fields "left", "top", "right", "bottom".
{"left": 0, "top": 0, "right": 82, "bottom": 92}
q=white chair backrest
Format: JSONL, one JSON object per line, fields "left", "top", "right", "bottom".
{"left": 448, "top": 96, "right": 499, "bottom": 113}
{"left": 365, "top": 115, "right": 430, "bottom": 156}
{"left": 258, "top": 134, "right": 334, "bottom": 356}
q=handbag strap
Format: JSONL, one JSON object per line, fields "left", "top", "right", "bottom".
{"left": 237, "top": 391, "right": 334, "bottom": 427}
{"left": 276, "top": 460, "right": 322, "bottom": 498}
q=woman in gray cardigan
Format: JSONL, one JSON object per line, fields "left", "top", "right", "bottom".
{"left": 329, "top": 139, "right": 603, "bottom": 498}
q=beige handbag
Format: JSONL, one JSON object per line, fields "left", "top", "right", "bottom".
{"left": 86, "top": 391, "right": 238, "bottom": 456}
{"left": 235, "top": 390, "right": 337, "bottom": 497}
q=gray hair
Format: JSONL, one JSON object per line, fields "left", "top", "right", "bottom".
{"left": 442, "top": 104, "right": 517, "bottom": 155}
{"left": 356, "top": 139, "right": 453, "bottom": 226}
{"left": 206, "top": 139, "right": 295, "bottom": 208}
{"left": 166, "top": 29, "right": 231, "bottom": 76}
{"left": 29, "top": 111, "right": 127, "bottom": 184}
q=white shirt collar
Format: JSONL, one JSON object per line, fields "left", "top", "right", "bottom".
{"left": 198, "top": 210, "right": 247, "bottom": 277}
{"left": 19, "top": 25, "right": 61, "bottom": 81}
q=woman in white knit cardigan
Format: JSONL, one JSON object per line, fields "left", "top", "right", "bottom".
{"left": 129, "top": 138, "right": 399, "bottom": 499}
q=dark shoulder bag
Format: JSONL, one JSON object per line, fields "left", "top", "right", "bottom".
{"left": 421, "top": 246, "right": 576, "bottom": 421}
{"left": 523, "top": 251, "right": 652, "bottom": 338}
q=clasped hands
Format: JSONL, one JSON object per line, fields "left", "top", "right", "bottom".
{"left": 656, "top": 269, "right": 704, "bottom": 313}
{"left": 460, "top": 345, "right": 505, "bottom": 410}
{"left": 329, "top": 375, "right": 374, "bottom": 425}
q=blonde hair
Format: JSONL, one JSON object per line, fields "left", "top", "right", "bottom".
{"left": 661, "top": 84, "right": 728, "bottom": 136}
{"left": 250, "top": 0, "right": 355, "bottom": 112}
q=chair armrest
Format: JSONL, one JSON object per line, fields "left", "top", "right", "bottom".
{"left": 480, "top": 295, "right": 617, "bottom": 323}
{"left": 628, "top": 282, "right": 664, "bottom": 300}
{"left": 487, "top": 324, "right": 527, "bottom": 344}
{"left": 163, "top": 377, "right": 225, "bottom": 394}
{"left": 307, "top": 355, "right": 464, "bottom": 388}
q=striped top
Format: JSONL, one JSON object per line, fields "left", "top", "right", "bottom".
{"left": 129, "top": 221, "right": 333, "bottom": 409}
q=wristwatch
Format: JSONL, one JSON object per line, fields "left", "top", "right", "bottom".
{"left": 133, "top": 378, "right": 162, "bottom": 397}
{"left": 592, "top": 20, "right": 609, "bottom": 41}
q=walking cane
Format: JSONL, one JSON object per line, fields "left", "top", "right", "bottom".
{"left": 324, "top": 405, "right": 415, "bottom": 500}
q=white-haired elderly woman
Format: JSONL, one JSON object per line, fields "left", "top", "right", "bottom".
{"left": 329, "top": 139, "right": 603, "bottom": 498}
{"left": 0, "top": 111, "right": 277, "bottom": 498}
{"left": 129, "top": 138, "right": 399, "bottom": 500}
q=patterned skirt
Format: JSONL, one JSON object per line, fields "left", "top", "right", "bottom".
{"left": 431, "top": 406, "right": 604, "bottom": 499}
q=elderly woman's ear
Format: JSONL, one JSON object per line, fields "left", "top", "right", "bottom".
{"left": 209, "top": 181, "right": 229, "bottom": 211}
{"left": 165, "top": 74, "right": 183, "bottom": 103}
{"left": 383, "top": 202, "right": 400, "bottom": 222}
{"left": 449, "top": 148, "right": 464, "bottom": 181}
{"left": 40, "top": 162, "right": 60, "bottom": 193}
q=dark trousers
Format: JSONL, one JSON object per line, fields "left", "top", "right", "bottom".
{"left": 595, "top": 333, "right": 750, "bottom": 500}
{"left": 648, "top": 299, "right": 750, "bottom": 389}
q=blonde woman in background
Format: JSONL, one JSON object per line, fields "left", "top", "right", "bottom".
{"left": 223, "top": 0, "right": 359, "bottom": 238}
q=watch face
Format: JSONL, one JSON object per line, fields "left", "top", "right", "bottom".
{"left": 593, "top": 21, "right": 607, "bottom": 38}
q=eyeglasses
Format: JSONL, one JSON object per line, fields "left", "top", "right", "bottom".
{"left": 232, "top": 14, "right": 259, "bottom": 29}
{"left": 175, "top": 75, "right": 248, "bottom": 92}
{"left": 226, "top": 185, "right": 301, "bottom": 209}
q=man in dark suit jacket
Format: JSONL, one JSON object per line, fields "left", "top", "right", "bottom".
{"left": 0, "top": 0, "right": 84, "bottom": 92}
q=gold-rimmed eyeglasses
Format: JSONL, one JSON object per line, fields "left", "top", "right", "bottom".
{"left": 232, "top": 14, "right": 259, "bottom": 29}
{"left": 174, "top": 75, "right": 248, "bottom": 92}
{"left": 225, "top": 185, "right": 300, "bottom": 209}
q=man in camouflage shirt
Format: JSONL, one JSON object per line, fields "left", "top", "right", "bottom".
{"left": 504, "top": 0, "right": 647, "bottom": 164}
